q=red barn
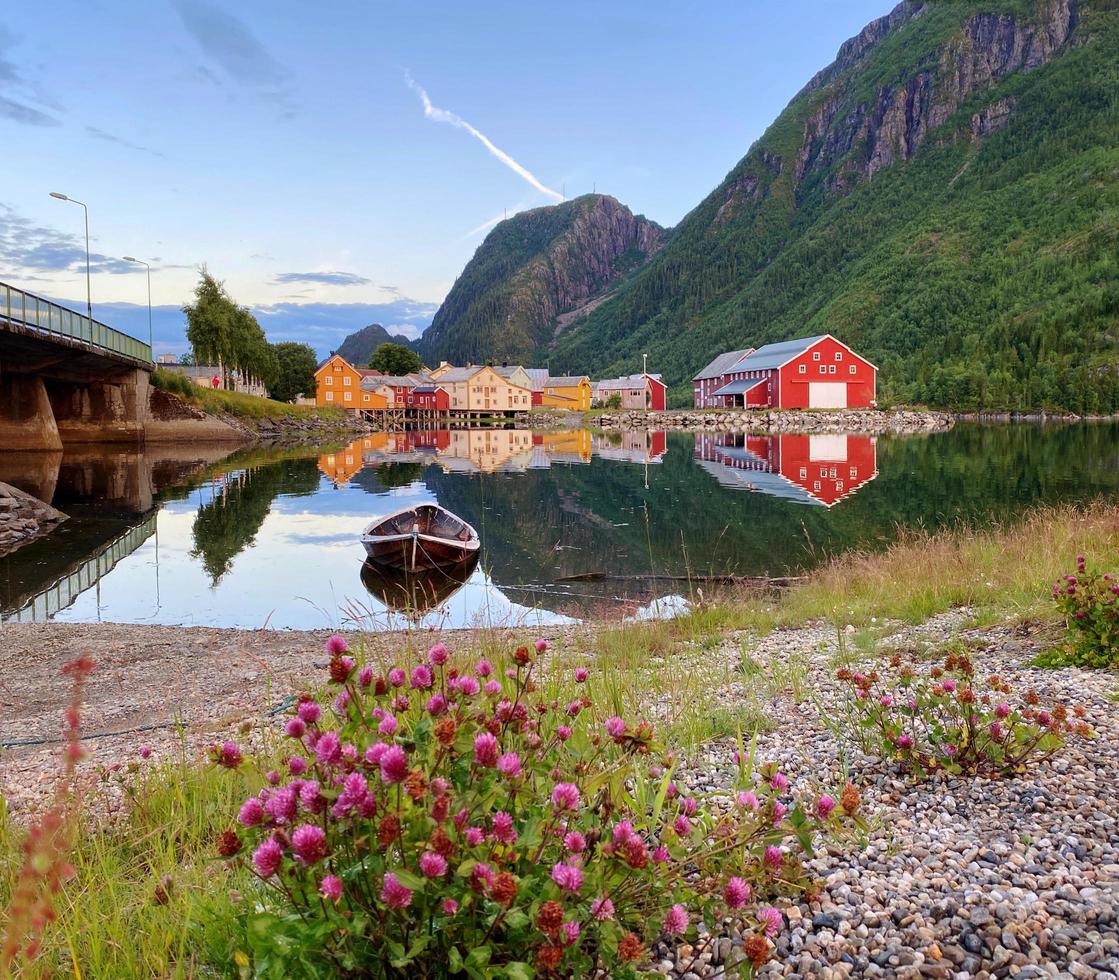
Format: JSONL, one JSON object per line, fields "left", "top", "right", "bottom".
{"left": 692, "top": 348, "right": 754, "bottom": 408}
{"left": 709, "top": 335, "right": 876, "bottom": 410}
{"left": 408, "top": 384, "right": 450, "bottom": 412}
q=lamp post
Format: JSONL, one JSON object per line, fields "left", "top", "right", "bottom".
{"left": 122, "top": 256, "right": 152, "bottom": 355}
{"left": 49, "top": 192, "right": 92, "bottom": 322}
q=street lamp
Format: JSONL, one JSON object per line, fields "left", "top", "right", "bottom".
{"left": 49, "top": 191, "right": 92, "bottom": 322}
{"left": 122, "top": 256, "right": 153, "bottom": 355}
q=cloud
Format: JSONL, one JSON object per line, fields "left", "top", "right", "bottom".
{"left": 272, "top": 271, "right": 373, "bottom": 287}
{"left": 0, "top": 96, "right": 58, "bottom": 127}
{"left": 85, "top": 126, "right": 167, "bottom": 158}
{"left": 464, "top": 211, "right": 508, "bottom": 239}
{"left": 406, "top": 72, "right": 562, "bottom": 202}
{"left": 0, "top": 30, "right": 61, "bottom": 126}
{"left": 171, "top": 0, "right": 294, "bottom": 112}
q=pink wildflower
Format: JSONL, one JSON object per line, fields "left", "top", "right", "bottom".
{"left": 563, "top": 920, "right": 580, "bottom": 946}
{"left": 673, "top": 815, "right": 692, "bottom": 837}
{"left": 475, "top": 658, "right": 493, "bottom": 677}
{"left": 319, "top": 874, "right": 343, "bottom": 902}
{"left": 942, "top": 679, "right": 958, "bottom": 694}
{"left": 297, "top": 701, "right": 321, "bottom": 724}
{"left": 252, "top": 838, "right": 283, "bottom": 878}
{"left": 497, "top": 752, "right": 522, "bottom": 778}
{"left": 266, "top": 770, "right": 280, "bottom": 785}
{"left": 428, "top": 642, "right": 448, "bottom": 665}
{"left": 291, "top": 825, "right": 327, "bottom": 865}
{"left": 465, "top": 826, "right": 485, "bottom": 847}
{"left": 459, "top": 676, "right": 480, "bottom": 696}
{"left": 139, "top": 745, "right": 152, "bottom": 759}
{"left": 443, "top": 898, "right": 459, "bottom": 915}
{"left": 995, "top": 702, "right": 1011, "bottom": 719}
{"left": 325, "top": 634, "right": 348, "bottom": 655}
{"left": 764, "top": 845, "right": 783, "bottom": 870}
{"left": 315, "top": 731, "right": 342, "bottom": 766}
{"left": 378, "top": 714, "right": 398, "bottom": 737}
{"left": 664, "top": 904, "right": 689, "bottom": 936}
{"left": 288, "top": 756, "right": 308, "bottom": 776}
{"left": 535, "top": 638, "right": 548, "bottom": 653}
{"left": 380, "top": 745, "right": 409, "bottom": 784}
{"left": 770, "top": 771, "right": 790, "bottom": 791}
{"left": 299, "top": 780, "right": 325, "bottom": 814}
{"left": 816, "top": 794, "right": 836, "bottom": 819}
{"left": 426, "top": 693, "right": 447, "bottom": 715}
{"left": 564, "top": 831, "right": 587, "bottom": 853}
{"left": 238, "top": 797, "right": 265, "bottom": 828}
{"left": 736, "top": 791, "right": 759, "bottom": 810}
{"left": 605, "top": 716, "right": 626, "bottom": 738}
{"left": 652, "top": 846, "right": 670, "bottom": 863}
{"left": 410, "top": 664, "right": 434, "bottom": 689}
{"left": 590, "top": 896, "right": 615, "bottom": 921}
{"left": 551, "top": 862, "right": 584, "bottom": 894}
{"left": 364, "top": 741, "right": 389, "bottom": 766}
{"left": 724, "top": 876, "right": 750, "bottom": 910}
{"left": 551, "top": 782, "right": 580, "bottom": 811}
{"left": 380, "top": 872, "right": 413, "bottom": 910}
{"left": 613, "top": 820, "right": 636, "bottom": 845}
{"left": 483, "top": 680, "right": 501, "bottom": 696}
{"left": 758, "top": 906, "right": 782, "bottom": 937}
{"left": 897, "top": 734, "right": 915, "bottom": 750}
{"left": 214, "top": 741, "right": 243, "bottom": 768}
{"left": 388, "top": 667, "right": 406, "bottom": 687}
{"left": 574, "top": 667, "right": 589, "bottom": 683}
{"left": 284, "top": 717, "right": 306, "bottom": 739}
{"left": 430, "top": 776, "right": 449, "bottom": 797}
{"left": 358, "top": 666, "right": 374, "bottom": 688}
{"left": 473, "top": 732, "right": 499, "bottom": 768}
{"left": 265, "top": 786, "right": 297, "bottom": 824}
{"left": 556, "top": 725, "right": 572, "bottom": 741}
{"left": 419, "top": 852, "right": 448, "bottom": 878}
{"left": 490, "top": 811, "right": 517, "bottom": 845}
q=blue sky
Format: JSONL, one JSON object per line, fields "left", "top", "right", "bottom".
{"left": 1, "top": 0, "right": 891, "bottom": 357}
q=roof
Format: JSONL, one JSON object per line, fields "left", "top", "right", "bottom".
{"left": 737, "top": 335, "right": 829, "bottom": 371}
{"left": 695, "top": 459, "right": 825, "bottom": 507}
{"left": 361, "top": 373, "right": 427, "bottom": 388}
{"left": 597, "top": 373, "right": 665, "bottom": 391}
{"left": 432, "top": 366, "right": 484, "bottom": 383}
{"left": 711, "top": 377, "right": 767, "bottom": 397}
{"left": 523, "top": 368, "right": 550, "bottom": 391}
{"left": 357, "top": 369, "right": 382, "bottom": 378}
{"left": 545, "top": 376, "right": 589, "bottom": 387}
{"left": 693, "top": 349, "right": 754, "bottom": 381}
{"left": 491, "top": 365, "right": 529, "bottom": 380}
{"left": 412, "top": 384, "right": 446, "bottom": 394}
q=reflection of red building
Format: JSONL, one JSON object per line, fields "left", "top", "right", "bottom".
{"left": 694, "top": 432, "right": 877, "bottom": 507}
{"left": 593, "top": 430, "right": 668, "bottom": 464}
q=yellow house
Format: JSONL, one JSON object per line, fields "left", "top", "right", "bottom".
{"left": 314, "top": 355, "right": 388, "bottom": 412}
{"left": 540, "top": 375, "right": 592, "bottom": 411}
{"left": 427, "top": 365, "right": 531, "bottom": 412}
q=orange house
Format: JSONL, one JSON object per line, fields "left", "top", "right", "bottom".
{"left": 314, "top": 355, "right": 389, "bottom": 412}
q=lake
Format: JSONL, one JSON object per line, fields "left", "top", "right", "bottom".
{"left": 1, "top": 423, "right": 1116, "bottom": 630}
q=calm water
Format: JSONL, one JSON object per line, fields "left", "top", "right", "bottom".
{"left": 1, "top": 423, "right": 1116, "bottom": 630}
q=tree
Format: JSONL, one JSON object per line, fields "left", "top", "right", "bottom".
{"left": 269, "top": 342, "right": 319, "bottom": 402}
{"left": 178, "top": 352, "right": 195, "bottom": 366}
{"left": 369, "top": 342, "right": 423, "bottom": 376}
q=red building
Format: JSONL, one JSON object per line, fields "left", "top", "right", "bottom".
{"left": 694, "top": 431, "right": 878, "bottom": 507}
{"left": 596, "top": 373, "right": 667, "bottom": 411}
{"left": 706, "top": 335, "right": 876, "bottom": 410}
{"left": 692, "top": 348, "right": 755, "bottom": 408}
{"left": 408, "top": 384, "right": 451, "bottom": 412}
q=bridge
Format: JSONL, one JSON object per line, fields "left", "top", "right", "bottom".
{"left": 0, "top": 281, "right": 154, "bottom": 450}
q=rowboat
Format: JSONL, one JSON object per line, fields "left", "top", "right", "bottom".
{"left": 360, "top": 504, "right": 480, "bottom": 571}
{"left": 360, "top": 553, "right": 478, "bottom": 616}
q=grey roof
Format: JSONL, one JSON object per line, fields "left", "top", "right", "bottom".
{"left": 597, "top": 373, "right": 665, "bottom": 391}
{"left": 695, "top": 458, "right": 825, "bottom": 507}
{"left": 433, "top": 366, "right": 483, "bottom": 383}
{"left": 412, "top": 384, "right": 445, "bottom": 394}
{"left": 711, "top": 377, "right": 767, "bottom": 397}
{"left": 362, "top": 374, "right": 427, "bottom": 388}
{"left": 545, "top": 375, "right": 589, "bottom": 387}
{"left": 738, "top": 335, "right": 829, "bottom": 371}
{"left": 491, "top": 365, "right": 528, "bottom": 379}
{"left": 693, "top": 349, "right": 754, "bottom": 381}
{"left": 524, "top": 368, "right": 550, "bottom": 391}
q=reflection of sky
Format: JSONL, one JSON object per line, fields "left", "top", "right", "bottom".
{"left": 54, "top": 475, "right": 576, "bottom": 631}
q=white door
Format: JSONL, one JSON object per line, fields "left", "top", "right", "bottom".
{"left": 808, "top": 382, "right": 847, "bottom": 409}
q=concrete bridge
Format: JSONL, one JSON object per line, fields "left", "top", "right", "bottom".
{"left": 0, "top": 281, "right": 154, "bottom": 450}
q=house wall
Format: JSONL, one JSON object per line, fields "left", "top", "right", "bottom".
{"left": 776, "top": 337, "right": 876, "bottom": 409}
{"left": 540, "top": 381, "right": 591, "bottom": 410}
{"left": 315, "top": 355, "right": 365, "bottom": 411}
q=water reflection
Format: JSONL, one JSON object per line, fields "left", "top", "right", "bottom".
{"left": 359, "top": 553, "right": 479, "bottom": 620}
{"left": 2, "top": 423, "right": 1118, "bottom": 629}
{"left": 694, "top": 432, "right": 878, "bottom": 507}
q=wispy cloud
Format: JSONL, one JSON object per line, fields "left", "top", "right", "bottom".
{"left": 0, "top": 29, "right": 61, "bottom": 126}
{"left": 406, "top": 72, "right": 562, "bottom": 202}
{"left": 272, "top": 271, "right": 372, "bottom": 287}
{"left": 0, "top": 96, "right": 58, "bottom": 127}
{"left": 85, "top": 126, "right": 167, "bottom": 158}
{"left": 463, "top": 211, "right": 508, "bottom": 239}
{"left": 171, "top": 0, "right": 294, "bottom": 114}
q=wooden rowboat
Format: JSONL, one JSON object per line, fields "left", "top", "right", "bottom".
{"left": 360, "top": 504, "right": 480, "bottom": 571}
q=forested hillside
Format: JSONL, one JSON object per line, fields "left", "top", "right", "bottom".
{"left": 418, "top": 195, "right": 663, "bottom": 367}
{"left": 335, "top": 323, "right": 416, "bottom": 367}
{"left": 549, "top": 0, "right": 1119, "bottom": 412}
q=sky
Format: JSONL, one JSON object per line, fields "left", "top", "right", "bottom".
{"left": 1, "top": 0, "right": 891, "bottom": 358}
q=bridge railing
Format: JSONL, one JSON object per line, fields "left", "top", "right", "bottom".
{"left": 0, "top": 281, "right": 152, "bottom": 363}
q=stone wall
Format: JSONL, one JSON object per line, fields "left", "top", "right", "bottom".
{"left": 0, "top": 482, "right": 66, "bottom": 556}
{"left": 594, "top": 408, "right": 954, "bottom": 435}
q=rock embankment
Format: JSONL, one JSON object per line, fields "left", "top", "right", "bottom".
{"left": 0, "top": 482, "right": 66, "bottom": 556}
{"left": 594, "top": 408, "right": 953, "bottom": 435}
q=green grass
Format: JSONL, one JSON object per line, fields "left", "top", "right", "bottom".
{"left": 151, "top": 369, "right": 346, "bottom": 421}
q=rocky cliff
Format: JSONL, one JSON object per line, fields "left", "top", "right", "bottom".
{"left": 550, "top": 0, "right": 1119, "bottom": 413}
{"left": 418, "top": 195, "right": 664, "bottom": 366}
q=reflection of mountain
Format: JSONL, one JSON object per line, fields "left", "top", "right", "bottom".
{"left": 191, "top": 459, "right": 321, "bottom": 584}
{"left": 694, "top": 433, "right": 877, "bottom": 507}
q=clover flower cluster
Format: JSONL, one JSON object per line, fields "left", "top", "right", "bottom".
{"left": 218, "top": 635, "right": 852, "bottom": 977}
{"left": 836, "top": 650, "right": 1092, "bottom": 779}
{"left": 1051, "top": 554, "right": 1119, "bottom": 667}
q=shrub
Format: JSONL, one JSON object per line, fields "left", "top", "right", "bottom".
{"left": 1045, "top": 554, "right": 1119, "bottom": 668}
{"left": 833, "top": 651, "right": 1092, "bottom": 780}
{"left": 221, "top": 637, "right": 859, "bottom": 978}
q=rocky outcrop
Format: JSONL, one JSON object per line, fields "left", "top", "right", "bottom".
{"left": 420, "top": 194, "right": 664, "bottom": 364}
{"left": 0, "top": 482, "right": 67, "bottom": 556}
{"left": 594, "top": 408, "right": 954, "bottom": 435}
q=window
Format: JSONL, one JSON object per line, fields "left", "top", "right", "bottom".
{"left": 835, "top": 352, "right": 843, "bottom": 361}
{"left": 363, "top": 394, "right": 369, "bottom": 402}
{"left": 819, "top": 365, "right": 826, "bottom": 375}
{"left": 798, "top": 364, "right": 806, "bottom": 374}
{"left": 836, "top": 481, "right": 844, "bottom": 491}
{"left": 849, "top": 364, "right": 857, "bottom": 375}
{"left": 325, "top": 375, "right": 333, "bottom": 385}
{"left": 344, "top": 391, "right": 352, "bottom": 401}
{"left": 799, "top": 466, "right": 807, "bottom": 479}
{"left": 829, "top": 364, "right": 836, "bottom": 374}
{"left": 813, "top": 481, "right": 821, "bottom": 491}
{"left": 850, "top": 466, "right": 858, "bottom": 478}
{"left": 344, "top": 375, "right": 351, "bottom": 385}
{"left": 813, "top": 352, "right": 820, "bottom": 361}
{"left": 820, "top": 467, "right": 827, "bottom": 478}
{"left": 325, "top": 391, "right": 334, "bottom": 401}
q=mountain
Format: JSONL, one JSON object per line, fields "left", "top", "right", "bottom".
{"left": 418, "top": 195, "right": 665, "bottom": 367}
{"left": 335, "top": 323, "right": 417, "bottom": 367}
{"left": 543, "top": 0, "right": 1117, "bottom": 413}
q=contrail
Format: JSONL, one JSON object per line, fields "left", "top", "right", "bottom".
{"left": 463, "top": 211, "right": 507, "bottom": 239}
{"left": 407, "top": 72, "right": 563, "bottom": 203}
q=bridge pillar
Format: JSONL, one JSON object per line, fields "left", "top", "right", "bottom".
{"left": 0, "top": 375, "right": 63, "bottom": 451}
{"left": 46, "top": 367, "right": 150, "bottom": 445}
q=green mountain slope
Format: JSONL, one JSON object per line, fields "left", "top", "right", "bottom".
{"left": 335, "top": 323, "right": 416, "bottom": 367}
{"left": 551, "top": 0, "right": 1119, "bottom": 412}
{"left": 418, "top": 195, "right": 664, "bottom": 367}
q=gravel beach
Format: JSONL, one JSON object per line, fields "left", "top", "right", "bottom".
{"left": 1, "top": 613, "right": 1115, "bottom": 978}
